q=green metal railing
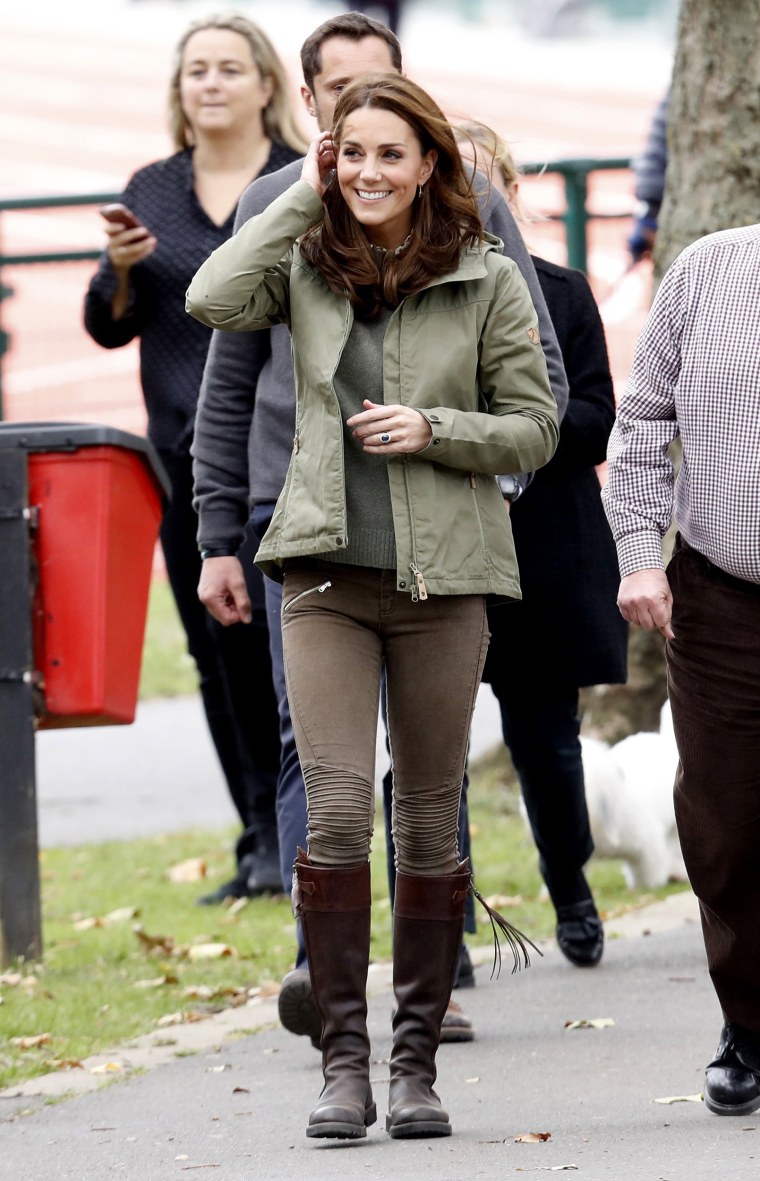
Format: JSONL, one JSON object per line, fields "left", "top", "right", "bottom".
{"left": 0, "top": 157, "right": 633, "bottom": 418}
{"left": 521, "top": 156, "right": 632, "bottom": 273}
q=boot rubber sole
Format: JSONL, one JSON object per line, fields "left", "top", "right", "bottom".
{"left": 277, "top": 971, "right": 322, "bottom": 1042}
{"left": 307, "top": 1102, "right": 377, "bottom": 1138}
{"left": 386, "top": 1114, "right": 452, "bottom": 1138}
{"left": 306, "top": 1122, "right": 367, "bottom": 1139}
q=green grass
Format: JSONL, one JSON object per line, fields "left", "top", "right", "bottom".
{"left": 0, "top": 754, "right": 689, "bottom": 1091}
{"left": 138, "top": 577, "right": 198, "bottom": 700}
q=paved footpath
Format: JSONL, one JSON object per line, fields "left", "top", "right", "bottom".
{"left": 2, "top": 892, "right": 758, "bottom": 1181}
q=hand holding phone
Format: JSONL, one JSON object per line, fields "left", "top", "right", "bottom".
{"left": 99, "top": 203, "right": 144, "bottom": 231}
{"left": 99, "top": 203, "right": 155, "bottom": 272}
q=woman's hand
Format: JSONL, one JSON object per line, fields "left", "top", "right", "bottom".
{"left": 347, "top": 400, "right": 433, "bottom": 455}
{"left": 105, "top": 222, "right": 156, "bottom": 276}
{"left": 301, "top": 130, "right": 337, "bottom": 198}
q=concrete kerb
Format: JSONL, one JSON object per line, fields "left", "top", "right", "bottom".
{"left": 0, "top": 888, "right": 699, "bottom": 1108}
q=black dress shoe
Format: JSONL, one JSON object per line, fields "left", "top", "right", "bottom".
{"left": 556, "top": 899, "right": 604, "bottom": 967}
{"left": 704, "top": 1023, "right": 760, "bottom": 1116}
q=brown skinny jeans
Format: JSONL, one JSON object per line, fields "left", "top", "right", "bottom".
{"left": 281, "top": 562, "right": 489, "bottom": 874}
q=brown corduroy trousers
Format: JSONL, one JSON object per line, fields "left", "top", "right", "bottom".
{"left": 667, "top": 537, "right": 760, "bottom": 1035}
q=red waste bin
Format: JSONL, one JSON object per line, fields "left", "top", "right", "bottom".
{"left": 0, "top": 423, "right": 169, "bottom": 729}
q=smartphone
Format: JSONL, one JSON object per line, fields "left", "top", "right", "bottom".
{"left": 99, "top": 203, "right": 144, "bottom": 231}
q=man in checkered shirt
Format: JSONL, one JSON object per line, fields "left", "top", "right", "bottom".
{"left": 602, "top": 223, "right": 760, "bottom": 1118}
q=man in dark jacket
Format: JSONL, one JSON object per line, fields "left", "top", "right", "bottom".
{"left": 191, "top": 11, "right": 568, "bottom": 1048}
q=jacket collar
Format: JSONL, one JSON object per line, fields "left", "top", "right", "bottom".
{"left": 418, "top": 232, "right": 502, "bottom": 290}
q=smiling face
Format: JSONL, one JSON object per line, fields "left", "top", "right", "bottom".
{"left": 180, "top": 28, "right": 273, "bottom": 140}
{"left": 336, "top": 107, "right": 436, "bottom": 250}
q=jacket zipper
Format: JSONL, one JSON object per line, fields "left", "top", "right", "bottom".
{"left": 282, "top": 580, "right": 332, "bottom": 614}
{"left": 409, "top": 563, "right": 428, "bottom": 603}
{"left": 395, "top": 304, "right": 428, "bottom": 605}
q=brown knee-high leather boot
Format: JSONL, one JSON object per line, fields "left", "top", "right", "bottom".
{"left": 293, "top": 848, "right": 377, "bottom": 1139}
{"left": 386, "top": 863, "right": 470, "bottom": 1138}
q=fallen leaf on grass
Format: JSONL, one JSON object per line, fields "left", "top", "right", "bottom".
{"left": 187, "top": 943, "right": 237, "bottom": 962}
{"left": 252, "top": 980, "right": 281, "bottom": 999}
{"left": 168, "top": 858, "right": 207, "bottom": 883}
{"left": 564, "top": 1018, "right": 615, "bottom": 1031}
{"left": 134, "top": 974, "right": 179, "bottom": 989}
{"left": 11, "top": 1033, "right": 52, "bottom": 1049}
{"left": 515, "top": 1131, "right": 552, "bottom": 1143}
{"left": 103, "top": 906, "right": 140, "bottom": 925}
{"left": 653, "top": 1093, "right": 703, "bottom": 1105}
{"left": 482, "top": 893, "right": 524, "bottom": 911}
{"left": 90, "top": 1062, "right": 123, "bottom": 1074}
{"left": 74, "top": 916, "right": 105, "bottom": 931}
{"left": 133, "top": 924, "right": 175, "bottom": 956}
{"left": 0, "top": 973, "right": 38, "bottom": 990}
{"left": 47, "top": 1059, "right": 85, "bottom": 1071}
{"left": 156, "top": 1010, "right": 211, "bottom": 1028}
{"left": 184, "top": 985, "right": 247, "bottom": 1001}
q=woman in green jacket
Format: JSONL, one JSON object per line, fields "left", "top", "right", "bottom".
{"left": 187, "top": 73, "right": 557, "bottom": 1144}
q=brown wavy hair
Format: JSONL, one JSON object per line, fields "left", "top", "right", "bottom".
{"left": 299, "top": 74, "right": 483, "bottom": 320}
{"left": 168, "top": 12, "right": 308, "bottom": 154}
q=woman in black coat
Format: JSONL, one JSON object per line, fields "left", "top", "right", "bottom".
{"left": 456, "top": 123, "right": 628, "bottom": 967}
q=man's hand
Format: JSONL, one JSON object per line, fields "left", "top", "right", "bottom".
{"left": 198, "top": 556, "right": 252, "bottom": 626}
{"left": 617, "top": 568, "right": 674, "bottom": 640}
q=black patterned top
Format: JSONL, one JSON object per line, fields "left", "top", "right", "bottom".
{"left": 84, "top": 142, "right": 301, "bottom": 454}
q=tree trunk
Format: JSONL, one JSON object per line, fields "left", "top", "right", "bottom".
{"left": 655, "top": 0, "right": 760, "bottom": 280}
{"left": 603, "top": 0, "right": 760, "bottom": 742}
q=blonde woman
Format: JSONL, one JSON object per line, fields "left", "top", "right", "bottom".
{"left": 84, "top": 14, "right": 308, "bottom": 904}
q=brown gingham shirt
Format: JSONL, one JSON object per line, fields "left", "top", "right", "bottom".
{"left": 602, "top": 223, "right": 760, "bottom": 583}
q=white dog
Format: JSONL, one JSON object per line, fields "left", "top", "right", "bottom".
{"left": 579, "top": 700, "right": 688, "bottom": 889}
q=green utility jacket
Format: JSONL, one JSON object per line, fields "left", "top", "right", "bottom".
{"left": 187, "top": 181, "right": 558, "bottom": 601}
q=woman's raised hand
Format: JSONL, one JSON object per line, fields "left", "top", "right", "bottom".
{"left": 301, "top": 130, "right": 337, "bottom": 198}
